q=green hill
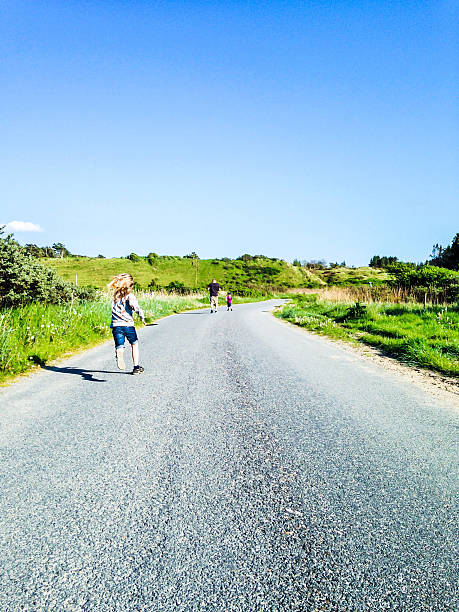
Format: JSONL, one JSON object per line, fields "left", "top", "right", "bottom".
{"left": 43, "top": 256, "right": 391, "bottom": 294}
{"left": 43, "top": 256, "right": 324, "bottom": 294}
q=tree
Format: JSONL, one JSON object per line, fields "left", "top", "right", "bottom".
{"left": 429, "top": 233, "right": 459, "bottom": 270}
{"left": 303, "top": 259, "right": 327, "bottom": 269}
{"left": 190, "top": 252, "right": 199, "bottom": 286}
{"left": 369, "top": 255, "right": 398, "bottom": 268}
{"left": 23, "top": 244, "right": 42, "bottom": 257}
{"left": 52, "top": 242, "right": 70, "bottom": 258}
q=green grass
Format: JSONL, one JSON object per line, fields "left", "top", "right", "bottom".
{"left": 0, "top": 294, "right": 207, "bottom": 384}
{"left": 276, "top": 295, "right": 459, "bottom": 377}
{"left": 44, "top": 257, "right": 392, "bottom": 293}
{"left": 313, "top": 266, "right": 391, "bottom": 286}
{"left": 43, "top": 256, "right": 324, "bottom": 291}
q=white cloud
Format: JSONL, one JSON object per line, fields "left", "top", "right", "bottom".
{"left": 3, "top": 220, "right": 44, "bottom": 233}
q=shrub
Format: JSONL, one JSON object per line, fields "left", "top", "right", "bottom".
{"left": 346, "top": 301, "right": 367, "bottom": 318}
{"left": 128, "top": 252, "right": 142, "bottom": 262}
{"left": 165, "top": 281, "right": 193, "bottom": 294}
{"left": 387, "top": 263, "right": 459, "bottom": 301}
{"left": 0, "top": 229, "right": 92, "bottom": 308}
{"left": 148, "top": 278, "right": 162, "bottom": 291}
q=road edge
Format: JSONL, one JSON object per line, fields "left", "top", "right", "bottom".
{"left": 270, "top": 308, "right": 459, "bottom": 408}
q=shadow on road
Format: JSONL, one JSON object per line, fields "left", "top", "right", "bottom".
{"left": 41, "top": 365, "right": 128, "bottom": 383}
{"left": 179, "top": 311, "right": 209, "bottom": 315}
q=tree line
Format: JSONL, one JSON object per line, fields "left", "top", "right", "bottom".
{"left": 369, "top": 233, "right": 458, "bottom": 271}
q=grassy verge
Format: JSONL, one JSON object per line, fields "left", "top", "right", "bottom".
{"left": 275, "top": 295, "right": 459, "bottom": 377}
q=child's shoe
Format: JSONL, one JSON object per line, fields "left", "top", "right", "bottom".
{"left": 132, "top": 365, "right": 145, "bottom": 375}
{"left": 115, "top": 348, "right": 125, "bottom": 370}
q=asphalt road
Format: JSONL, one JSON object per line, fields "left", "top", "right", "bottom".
{"left": 1, "top": 300, "right": 458, "bottom": 611}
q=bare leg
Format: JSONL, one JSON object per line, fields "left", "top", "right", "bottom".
{"left": 132, "top": 342, "right": 140, "bottom": 367}
{"left": 115, "top": 347, "right": 125, "bottom": 370}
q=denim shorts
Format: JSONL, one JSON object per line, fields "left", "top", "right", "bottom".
{"left": 112, "top": 326, "right": 138, "bottom": 348}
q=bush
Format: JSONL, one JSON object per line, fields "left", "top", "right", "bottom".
{"left": 0, "top": 228, "right": 93, "bottom": 308}
{"left": 164, "top": 281, "right": 194, "bottom": 294}
{"left": 128, "top": 252, "right": 142, "bottom": 262}
{"left": 346, "top": 302, "right": 367, "bottom": 318}
{"left": 387, "top": 263, "right": 459, "bottom": 297}
{"left": 148, "top": 278, "right": 162, "bottom": 291}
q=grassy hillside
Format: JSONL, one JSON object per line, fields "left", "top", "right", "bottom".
{"left": 43, "top": 256, "right": 391, "bottom": 292}
{"left": 43, "top": 256, "right": 324, "bottom": 292}
{"left": 313, "top": 266, "right": 391, "bottom": 286}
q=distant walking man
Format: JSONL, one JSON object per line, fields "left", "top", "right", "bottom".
{"left": 208, "top": 278, "right": 221, "bottom": 313}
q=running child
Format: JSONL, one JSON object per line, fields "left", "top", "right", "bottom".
{"left": 226, "top": 291, "right": 233, "bottom": 311}
{"left": 107, "top": 273, "right": 145, "bottom": 374}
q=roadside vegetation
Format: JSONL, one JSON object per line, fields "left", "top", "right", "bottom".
{"left": 2, "top": 227, "right": 458, "bottom": 382}
{"left": 277, "top": 237, "right": 459, "bottom": 377}
{"left": 0, "top": 293, "right": 211, "bottom": 384}
{"left": 276, "top": 292, "right": 459, "bottom": 377}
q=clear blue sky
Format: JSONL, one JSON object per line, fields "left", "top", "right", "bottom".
{"left": 1, "top": 0, "right": 457, "bottom": 265}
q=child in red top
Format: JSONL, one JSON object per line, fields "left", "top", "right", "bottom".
{"left": 226, "top": 292, "right": 232, "bottom": 311}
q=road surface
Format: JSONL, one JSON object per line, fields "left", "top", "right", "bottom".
{"left": 0, "top": 300, "right": 457, "bottom": 611}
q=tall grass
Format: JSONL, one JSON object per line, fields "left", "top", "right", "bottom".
{"left": 277, "top": 295, "right": 459, "bottom": 377}
{"left": 288, "top": 285, "right": 455, "bottom": 305}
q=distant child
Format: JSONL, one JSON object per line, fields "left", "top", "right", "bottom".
{"left": 107, "top": 273, "right": 145, "bottom": 375}
{"left": 226, "top": 292, "right": 232, "bottom": 311}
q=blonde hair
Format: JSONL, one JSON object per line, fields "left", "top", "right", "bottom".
{"left": 107, "top": 273, "right": 134, "bottom": 300}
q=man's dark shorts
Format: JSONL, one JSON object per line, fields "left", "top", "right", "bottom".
{"left": 112, "top": 326, "right": 138, "bottom": 348}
